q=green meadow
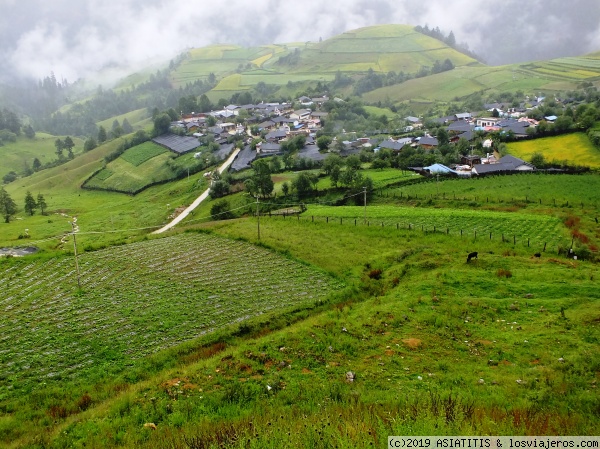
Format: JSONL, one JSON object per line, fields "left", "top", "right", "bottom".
{"left": 507, "top": 133, "right": 600, "bottom": 168}
{"left": 1, "top": 160, "right": 599, "bottom": 447}
{"left": 0, "top": 133, "right": 84, "bottom": 179}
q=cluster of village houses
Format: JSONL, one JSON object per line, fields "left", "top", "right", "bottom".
{"left": 158, "top": 95, "right": 551, "bottom": 175}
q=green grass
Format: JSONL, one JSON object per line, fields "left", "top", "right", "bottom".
{"left": 1, "top": 139, "right": 213, "bottom": 251}
{"left": 0, "top": 133, "right": 84, "bottom": 179}
{"left": 83, "top": 144, "right": 200, "bottom": 194}
{"left": 1, "top": 174, "right": 599, "bottom": 446}
{"left": 96, "top": 108, "right": 150, "bottom": 131}
{"left": 119, "top": 142, "right": 168, "bottom": 167}
{"left": 0, "top": 233, "right": 342, "bottom": 402}
{"left": 301, "top": 204, "right": 568, "bottom": 248}
{"left": 507, "top": 133, "right": 600, "bottom": 168}
{"left": 383, "top": 172, "right": 600, "bottom": 207}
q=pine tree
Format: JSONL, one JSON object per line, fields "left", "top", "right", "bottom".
{"left": 55, "top": 138, "right": 64, "bottom": 158}
{"left": 37, "top": 193, "right": 47, "bottom": 215}
{"left": 32, "top": 158, "right": 42, "bottom": 172}
{"left": 98, "top": 126, "right": 107, "bottom": 143}
{"left": 0, "top": 188, "right": 17, "bottom": 223}
{"left": 24, "top": 191, "right": 37, "bottom": 216}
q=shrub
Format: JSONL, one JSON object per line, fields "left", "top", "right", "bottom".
{"left": 76, "top": 393, "right": 93, "bottom": 411}
{"left": 496, "top": 269, "right": 512, "bottom": 278}
{"left": 368, "top": 269, "right": 383, "bottom": 280}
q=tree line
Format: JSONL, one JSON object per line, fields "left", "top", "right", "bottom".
{"left": 0, "top": 188, "right": 47, "bottom": 223}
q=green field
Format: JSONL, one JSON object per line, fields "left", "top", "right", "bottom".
{"left": 1, "top": 170, "right": 599, "bottom": 447}
{"left": 383, "top": 172, "right": 600, "bottom": 206}
{"left": 302, "top": 204, "right": 568, "bottom": 248}
{"left": 0, "top": 133, "right": 84, "bottom": 179}
{"left": 507, "top": 133, "right": 600, "bottom": 168}
{"left": 1, "top": 139, "right": 212, "bottom": 251}
{"left": 119, "top": 141, "right": 168, "bottom": 166}
{"left": 0, "top": 233, "right": 342, "bottom": 402}
{"left": 83, "top": 143, "right": 196, "bottom": 194}
{"left": 96, "top": 108, "right": 150, "bottom": 131}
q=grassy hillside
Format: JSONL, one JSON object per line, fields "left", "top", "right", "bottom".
{"left": 1, "top": 138, "right": 213, "bottom": 250}
{"left": 83, "top": 142, "right": 191, "bottom": 194}
{"left": 364, "top": 52, "right": 600, "bottom": 105}
{"left": 96, "top": 108, "right": 151, "bottom": 131}
{"left": 0, "top": 167, "right": 599, "bottom": 447}
{"left": 0, "top": 133, "right": 84, "bottom": 179}
{"left": 293, "top": 25, "right": 479, "bottom": 75}
{"left": 170, "top": 25, "right": 482, "bottom": 99}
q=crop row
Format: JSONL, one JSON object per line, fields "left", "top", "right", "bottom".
{"left": 301, "top": 205, "right": 568, "bottom": 247}
{"left": 0, "top": 233, "right": 343, "bottom": 398}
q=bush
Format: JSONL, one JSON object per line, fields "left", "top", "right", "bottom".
{"left": 210, "top": 199, "right": 235, "bottom": 220}
{"left": 496, "top": 269, "right": 512, "bottom": 278}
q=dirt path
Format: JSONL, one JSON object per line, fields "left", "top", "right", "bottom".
{"left": 152, "top": 148, "right": 241, "bottom": 234}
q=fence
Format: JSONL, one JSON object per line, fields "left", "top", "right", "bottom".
{"left": 264, "top": 212, "right": 574, "bottom": 255}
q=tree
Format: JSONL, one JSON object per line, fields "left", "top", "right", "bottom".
{"left": 97, "top": 126, "right": 107, "bottom": 143}
{"left": 122, "top": 118, "right": 133, "bottom": 134}
{"left": 436, "top": 128, "right": 450, "bottom": 147}
{"left": 269, "top": 156, "right": 282, "bottom": 173}
{"left": 346, "top": 155, "right": 362, "bottom": 171}
{"left": 209, "top": 179, "right": 231, "bottom": 199}
{"left": 37, "top": 193, "right": 47, "bottom": 215}
{"left": 54, "top": 138, "right": 64, "bottom": 158}
{"left": 530, "top": 152, "right": 546, "bottom": 169}
{"left": 292, "top": 172, "right": 314, "bottom": 198}
{"left": 281, "top": 181, "right": 290, "bottom": 197}
{"left": 24, "top": 124, "right": 35, "bottom": 139}
{"left": 322, "top": 153, "right": 343, "bottom": 176}
{"left": 2, "top": 171, "right": 17, "bottom": 184}
{"left": 198, "top": 94, "right": 212, "bottom": 113}
{"left": 32, "top": 158, "right": 42, "bottom": 172}
{"left": 210, "top": 199, "right": 235, "bottom": 220}
{"left": 63, "top": 136, "right": 75, "bottom": 159}
{"left": 84, "top": 137, "right": 97, "bottom": 151}
{"left": 330, "top": 164, "right": 342, "bottom": 187}
{"left": 317, "top": 135, "right": 332, "bottom": 151}
{"left": 111, "top": 126, "right": 124, "bottom": 139}
{"left": 0, "top": 188, "right": 17, "bottom": 223}
{"left": 205, "top": 115, "right": 217, "bottom": 127}
{"left": 153, "top": 113, "right": 172, "bottom": 137}
{"left": 250, "top": 159, "right": 274, "bottom": 198}
{"left": 24, "top": 191, "right": 36, "bottom": 216}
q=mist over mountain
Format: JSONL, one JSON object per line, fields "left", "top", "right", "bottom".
{"left": 1, "top": 0, "right": 599, "bottom": 84}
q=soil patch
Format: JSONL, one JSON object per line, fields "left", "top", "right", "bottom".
{"left": 402, "top": 338, "right": 422, "bottom": 349}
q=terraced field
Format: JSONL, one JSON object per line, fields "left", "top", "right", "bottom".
{"left": 0, "top": 233, "right": 343, "bottom": 398}
{"left": 83, "top": 143, "right": 200, "bottom": 194}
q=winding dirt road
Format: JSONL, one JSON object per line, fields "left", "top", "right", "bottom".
{"left": 152, "top": 148, "right": 240, "bottom": 234}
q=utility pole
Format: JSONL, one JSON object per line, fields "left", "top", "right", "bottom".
{"left": 363, "top": 186, "right": 367, "bottom": 225}
{"left": 256, "top": 195, "right": 260, "bottom": 241}
{"left": 70, "top": 218, "right": 81, "bottom": 290}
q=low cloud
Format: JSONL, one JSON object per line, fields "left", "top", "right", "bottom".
{"left": 2, "top": 0, "right": 599, "bottom": 83}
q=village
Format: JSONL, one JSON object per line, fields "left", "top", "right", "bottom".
{"left": 152, "top": 93, "right": 572, "bottom": 177}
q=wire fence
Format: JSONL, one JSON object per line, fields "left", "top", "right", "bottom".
{"left": 262, "top": 211, "right": 576, "bottom": 255}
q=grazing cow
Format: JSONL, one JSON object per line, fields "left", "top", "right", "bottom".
{"left": 467, "top": 251, "right": 478, "bottom": 263}
{"left": 534, "top": 253, "right": 541, "bottom": 258}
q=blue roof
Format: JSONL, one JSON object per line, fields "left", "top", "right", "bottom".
{"left": 424, "top": 163, "right": 456, "bottom": 174}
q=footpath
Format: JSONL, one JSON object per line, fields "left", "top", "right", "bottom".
{"left": 152, "top": 148, "right": 240, "bottom": 234}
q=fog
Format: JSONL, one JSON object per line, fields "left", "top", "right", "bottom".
{"left": 1, "top": 0, "right": 599, "bottom": 83}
